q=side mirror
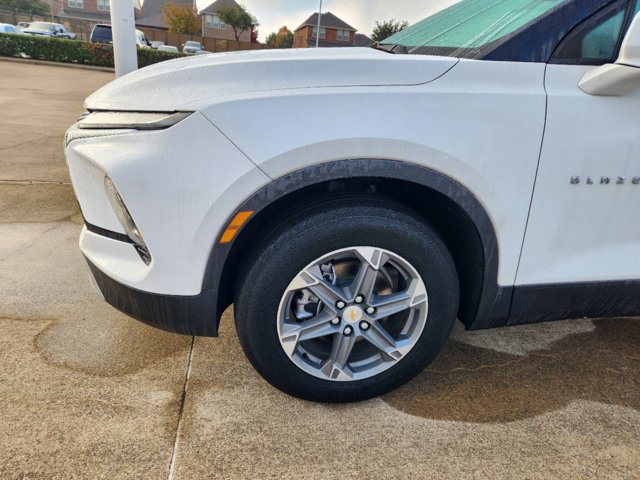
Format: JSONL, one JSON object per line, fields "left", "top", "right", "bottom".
{"left": 578, "top": 13, "right": 640, "bottom": 96}
{"left": 579, "top": 13, "right": 640, "bottom": 95}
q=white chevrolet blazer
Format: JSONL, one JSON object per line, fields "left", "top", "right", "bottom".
{"left": 65, "top": 0, "right": 640, "bottom": 402}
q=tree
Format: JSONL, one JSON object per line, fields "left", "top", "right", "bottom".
{"left": 0, "top": 0, "right": 49, "bottom": 15}
{"left": 275, "top": 26, "right": 293, "bottom": 48}
{"left": 216, "top": 4, "right": 259, "bottom": 41}
{"left": 265, "top": 26, "right": 293, "bottom": 48}
{"left": 264, "top": 32, "right": 277, "bottom": 47}
{"left": 162, "top": 2, "right": 200, "bottom": 35}
{"left": 371, "top": 19, "right": 409, "bottom": 43}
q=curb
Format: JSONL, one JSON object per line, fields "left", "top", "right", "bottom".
{"left": 0, "top": 56, "right": 115, "bottom": 73}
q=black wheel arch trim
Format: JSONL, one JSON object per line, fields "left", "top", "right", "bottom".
{"left": 206, "top": 159, "right": 510, "bottom": 331}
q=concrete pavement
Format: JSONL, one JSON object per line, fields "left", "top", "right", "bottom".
{"left": 0, "top": 59, "right": 638, "bottom": 479}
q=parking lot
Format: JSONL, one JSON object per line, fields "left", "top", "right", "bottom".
{"left": 0, "top": 59, "right": 638, "bottom": 479}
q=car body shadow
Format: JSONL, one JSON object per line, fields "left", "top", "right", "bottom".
{"left": 383, "top": 318, "right": 639, "bottom": 423}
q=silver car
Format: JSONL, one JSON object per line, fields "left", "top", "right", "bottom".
{"left": 0, "top": 23, "right": 24, "bottom": 34}
{"left": 182, "top": 40, "right": 203, "bottom": 55}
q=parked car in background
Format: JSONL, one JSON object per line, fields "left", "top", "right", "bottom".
{"left": 55, "top": 24, "right": 76, "bottom": 39}
{"left": 22, "top": 22, "right": 76, "bottom": 39}
{"left": 182, "top": 40, "right": 203, "bottom": 54}
{"left": 157, "top": 45, "right": 179, "bottom": 53}
{"left": 65, "top": 0, "right": 640, "bottom": 403}
{"left": 150, "top": 40, "right": 165, "bottom": 49}
{"left": 0, "top": 23, "right": 24, "bottom": 34}
{"left": 89, "top": 24, "right": 111, "bottom": 44}
{"left": 136, "top": 30, "right": 150, "bottom": 48}
{"left": 89, "top": 24, "right": 150, "bottom": 48}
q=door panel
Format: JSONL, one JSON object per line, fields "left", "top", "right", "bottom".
{"left": 516, "top": 64, "right": 640, "bottom": 285}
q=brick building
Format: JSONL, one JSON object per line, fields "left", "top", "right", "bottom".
{"left": 51, "top": 0, "right": 141, "bottom": 23}
{"left": 293, "top": 11, "right": 357, "bottom": 48}
{"left": 199, "top": 0, "right": 251, "bottom": 42}
{"left": 137, "top": 0, "right": 194, "bottom": 29}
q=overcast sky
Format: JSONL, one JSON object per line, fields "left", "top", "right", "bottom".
{"left": 195, "top": 0, "right": 459, "bottom": 41}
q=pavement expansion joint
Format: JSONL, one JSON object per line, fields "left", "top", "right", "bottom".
{"left": 0, "top": 180, "right": 72, "bottom": 186}
{"left": 167, "top": 336, "right": 196, "bottom": 480}
{"left": 0, "top": 135, "right": 60, "bottom": 152}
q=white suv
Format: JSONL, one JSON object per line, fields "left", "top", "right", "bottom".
{"left": 65, "top": 0, "right": 640, "bottom": 402}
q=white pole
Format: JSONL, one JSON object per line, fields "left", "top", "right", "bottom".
{"left": 315, "top": 0, "right": 322, "bottom": 48}
{"left": 110, "top": 0, "right": 138, "bottom": 77}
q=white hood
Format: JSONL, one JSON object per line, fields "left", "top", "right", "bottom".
{"left": 86, "top": 47, "right": 458, "bottom": 111}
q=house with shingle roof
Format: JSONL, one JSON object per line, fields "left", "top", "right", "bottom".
{"left": 137, "top": 0, "right": 195, "bottom": 30}
{"left": 200, "top": 0, "right": 251, "bottom": 42}
{"left": 293, "top": 11, "right": 358, "bottom": 48}
{"left": 355, "top": 33, "right": 373, "bottom": 47}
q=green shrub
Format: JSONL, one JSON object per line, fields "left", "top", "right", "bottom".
{"left": 137, "top": 46, "right": 184, "bottom": 67}
{"left": 0, "top": 33, "right": 184, "bottom": 68}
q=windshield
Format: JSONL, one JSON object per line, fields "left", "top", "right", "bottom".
{"left": 29, "top": 22, "right": 55, "bottom": 31}
{"left": 380, "top": 0, "right": 567, "bottom": 57}
{"left": 185, "top": 41, "right": 200, "bottom": 48}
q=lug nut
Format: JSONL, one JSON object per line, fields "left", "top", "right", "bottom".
{"left": 331, "top": 318, "right": 340, "bottom": 326}
{"left": 336, "top": 300, "right": 346, "bottom": 310}
{"left": 366, "top": 307, "right": 375, "bottom": 315}
{"left": 360, "top": 321, "right": 370, "bottom": 331}
{"left": 355, "top": 295, "right": 364, "bottom": 304}
{"left": 343, "top": 326, "right": 353, "bottom": 336}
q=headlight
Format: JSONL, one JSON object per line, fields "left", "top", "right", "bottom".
{"left": 78, "top": 111, "right": 192, "bottom": 130}
{"left": 104, "top": 176, "right": 151, "bottom": 265}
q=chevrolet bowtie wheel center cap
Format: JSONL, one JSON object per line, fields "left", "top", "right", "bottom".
{"left": 343, "top": 305, "right": 364, "bottom": 324}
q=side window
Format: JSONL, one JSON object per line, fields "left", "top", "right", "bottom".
{"left": 551, "top": 1, "right": 630, "bottom": 65}
{"left": 581, "top": 10, "right": 625, "bottom": 59}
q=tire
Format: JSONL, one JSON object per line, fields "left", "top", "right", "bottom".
{"left": 234, "top": 195, "right": 459, "bottom": 402}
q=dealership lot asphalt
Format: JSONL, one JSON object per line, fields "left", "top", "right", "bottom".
{"left": 0, "top": 60, "right": 638, "bottom": 479}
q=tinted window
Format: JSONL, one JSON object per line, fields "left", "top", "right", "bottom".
{"left": 582, "top": 10, "right": 625, "bottom": 59}
{"left": 551, "top": 1, "right": 629, "bottom": 65}
{"left": 91, "top": 25, "right": 112, "bottom": 43}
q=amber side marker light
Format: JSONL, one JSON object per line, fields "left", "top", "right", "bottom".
{"left": 219, "top": 211, "right": 254, "bottom": 244}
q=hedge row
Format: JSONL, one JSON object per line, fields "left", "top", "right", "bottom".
{"left": 0, "top": 33, "right": 184, "bottom": 68}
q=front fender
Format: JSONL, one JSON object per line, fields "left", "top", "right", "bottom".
{"left": 205, "top": 159, "right": 509, "bottom": 331}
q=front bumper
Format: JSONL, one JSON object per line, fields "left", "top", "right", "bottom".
{"left": 85, "top": 255, "right": 220, "bottom": 336}
{"left": 65, "top": 111, "right": 271, "bottom": 334}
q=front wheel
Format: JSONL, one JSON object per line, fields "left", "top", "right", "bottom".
{"left": 234, "top": 197, "right": 459, "bottom": 402}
